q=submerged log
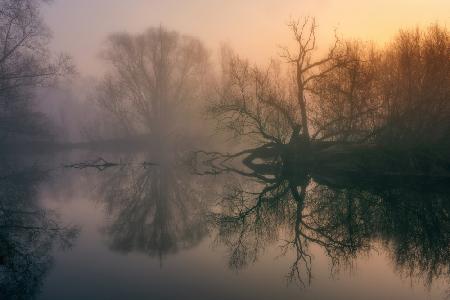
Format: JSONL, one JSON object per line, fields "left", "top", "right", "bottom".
{"left": 64, "top": 157, "right": 120, "bottom": 171}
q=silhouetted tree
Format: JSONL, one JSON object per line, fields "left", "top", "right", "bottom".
{"left": 0, "top": 0, "right": 72, "bottom": 143}
{"left": 310, "top": 41, "right": 382, "bottom": 142}
{"left": 280, "top": 17, "right": 349, "bottom": 141}
{"left": 377, "top": 25, "right": 449, "bottom": 147}
{"left": 211, "top": 20, "right": 449, "bottom": 164}
{"left": 209, "top": 48, "right": 297, "bottom": 145}
{"left": 311, "top": 25, "right": 450, "bottom": 149}
{"left": 209, "top": 17, "right": 350, "bottom": 151}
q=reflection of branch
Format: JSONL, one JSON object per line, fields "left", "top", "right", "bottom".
{"left": 282, "top": 184, "right": 312, "bottom": 287}
{"left": 64, "top": 157, "right": 119, "bottom": 171}
{"left": 0, "top": 163, "right": 79, "bottom": 299}
{"left": 210, "top": 164, "right": 372, "bottom": 287}
{"left": 220, "top": 180, "right": 289, "bottom": 223}
{"left": 192, "top": 148, "right": 279, "bottom": 183}
{"left": 64, "top": 157, "right": 158, "bottom": 171}
{"left": 207, "top": 144, "right": 449, "bottom": 290}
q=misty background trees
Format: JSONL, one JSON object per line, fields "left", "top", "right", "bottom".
{"left": 0, "top": 0, "right": 72, "bottom": 145}
{"left": 94, "top": 26, "right": 210, "bottom": 143}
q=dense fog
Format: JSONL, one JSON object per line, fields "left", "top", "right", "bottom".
{"left": 0, "top": 2, "right": 449, "bottom": 300}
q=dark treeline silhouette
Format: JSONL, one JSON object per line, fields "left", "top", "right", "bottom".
{"left": 311, "top": 24, "right": 449, "bottom": 147}
{"left": 0, "top": 160, "right": 79, "bottom": 300}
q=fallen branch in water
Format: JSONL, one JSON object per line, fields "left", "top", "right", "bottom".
{"left": 64, "top": 157, "right": 159, "bottom": 171}
{"left": 64, "top": 157, "right": 120, "bottom": 171}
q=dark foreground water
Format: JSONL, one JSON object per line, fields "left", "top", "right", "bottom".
{"left": 0, "top": 151, "right": 448, "bottom": 300}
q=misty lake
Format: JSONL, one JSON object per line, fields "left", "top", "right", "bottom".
{"left": 0, "top": 150, "right": 448, "bottom": 300}
{"left": 0, "top": 1, "right": 449, "bottom": 299}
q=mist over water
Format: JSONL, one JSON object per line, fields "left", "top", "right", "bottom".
{"left": 0, "top": 1, "right": 449, "bottom": 300}
{"left": 0, "top": 150, "right": 448, "bottom": 300}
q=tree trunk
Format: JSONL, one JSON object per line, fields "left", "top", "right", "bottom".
{"left": 296, "top": 64, "right": 310, "bottom": 143}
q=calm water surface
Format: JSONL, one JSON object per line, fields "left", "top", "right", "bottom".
{"left": 0, "top": 151, "right": 448, "bottom": 300}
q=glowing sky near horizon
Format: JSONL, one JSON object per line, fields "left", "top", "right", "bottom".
{"left": 43, "top": 0, "right": 449, "bottom": 77}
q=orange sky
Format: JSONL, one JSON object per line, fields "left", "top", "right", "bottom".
{"left": 43, "top": 0, "right": 449, "bottom": 77}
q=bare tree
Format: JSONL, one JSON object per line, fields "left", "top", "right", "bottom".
{"left": 280, "top": 17, "right": 349, "bottom": 142}
{"left": 96, "top": 26, "right": 209, "bottom": 139}
{"left": 310, "top": 41, "right": 382, "bottom": 142}
{"left": 209, "top": 47, "right": 297, "bottom": 145}
{"left": 377, "top": 25, "right": 450, "bottom": 146}
{"left": 210, "top": 17, "right": 350, "bottom": 150}
{"left": 310, "top": 24, "right": 449, "bottom": 148}
{"left": 0, "top": 0, "right": 73, "bottom": 142}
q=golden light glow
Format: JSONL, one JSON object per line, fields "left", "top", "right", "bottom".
{"left": 44, "top": 0, "right": 449, "bottom": 76}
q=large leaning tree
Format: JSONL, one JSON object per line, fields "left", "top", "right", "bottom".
{"left": 0, "top": 0, "right": 72, "bottom": 143}
{"left": 96, "top": 26, "right": 210, "bottom": 140}
{"left": 209, "top": 17, "right": 351, "bottom": 149}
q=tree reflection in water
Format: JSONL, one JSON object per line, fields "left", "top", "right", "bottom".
{"left": 194, "top": 149, "right": 449, "bottom": 288}
{"left": 0, "top": 162, "right": 79, "bottom": 300}
{"left": 96, "top": 152, "right": 212, "bottom": 261}
{"left": 82, "top": 144, "right": 449, "bottom": 290}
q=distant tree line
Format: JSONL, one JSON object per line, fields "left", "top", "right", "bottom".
{"left": 312, "top": 24, "right": 449, "bottom": 148}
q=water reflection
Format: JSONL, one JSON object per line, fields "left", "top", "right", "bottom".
{"left": 3, "top": 150, "right": 447, "bottom": 299}
{"left": 195, "top": 149, "right": 450, "bottom": 288}
{"left": 95, "top": 153, "right": 211, "bottom": 260}
{"left": 0, "top": 161, "right": 79, "bottom": 300}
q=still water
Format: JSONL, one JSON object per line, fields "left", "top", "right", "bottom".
{"left": 0, "top": 151, "right": 448, "bottom": 300}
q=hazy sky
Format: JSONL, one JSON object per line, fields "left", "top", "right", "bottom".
{"left": 43, "top": 0, "right": 449, "bottom": 77}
